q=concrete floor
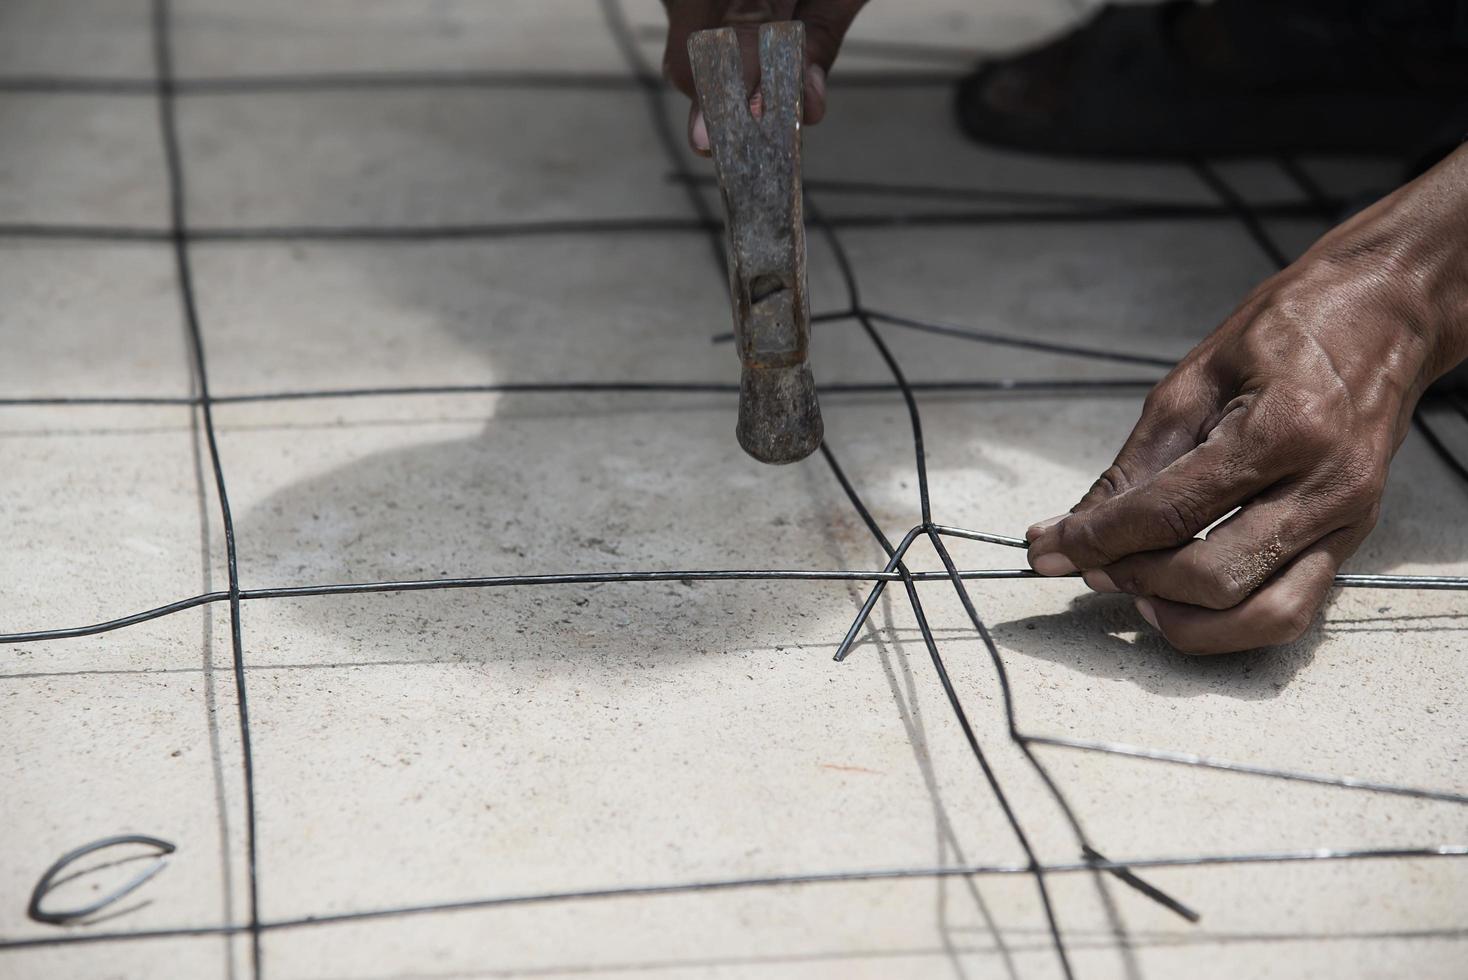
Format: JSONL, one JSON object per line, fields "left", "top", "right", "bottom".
{"left": 2, "top": 2, "right": 1466, "bottom": 978}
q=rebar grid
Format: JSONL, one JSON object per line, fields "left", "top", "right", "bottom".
{"left": 2, "top": 1, "right": 1467, "bottom": 977}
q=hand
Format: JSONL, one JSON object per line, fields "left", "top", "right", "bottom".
{"left": 660, "top": 0, "right": 867, "bottom": 156}
{"left": 1026, "top": 146, "right": 1468, "bottom": 655}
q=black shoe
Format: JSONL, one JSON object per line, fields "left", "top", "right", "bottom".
{"left": 954, "top": 0, "right": 1468, "bottom": 159}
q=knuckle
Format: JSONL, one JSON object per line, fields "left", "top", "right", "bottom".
{"left": 1260, "top": 394, "right": 1375, "bottom": 477}
{"left": 1060, "top": 516, "right": 1119, "bottom": 566}
{"left": 1246, "top": 380, "right": 1328, "bottom": 434}
{"left": 1141, "top": 370, "right": 1198, "bottom": 412}
{"left": 800, "top": 18, "right": 841, "bottom": 51}
{"left": 1140, "top": 384, "right": 1172, "bottom": 417}
{"left": 1258, "top": 592, "right": 1316, "bottom": 645}
{"left": 1275, "top": 405, "right": 1336, "bottom": 456}
{"left": 1197, "top": 561, "right": 1251, "bottom": 610}
{"left": 1156, "top": 495, "right": 1207, "bottom": 542}
{"left": 1109, "top": 565, "right": 1145, "bottom": 595}
{"left": 1283, "top": 602, "right": 1317, "bottom": 643}
{"left": 1089, "top": 465, "right": 1130, "bottom": 499}
{"left": 1336, "top": 453, "right": 1388, "bottom": 507}
{"left": 661, "top": 50, "right": 694, "bottom": 91}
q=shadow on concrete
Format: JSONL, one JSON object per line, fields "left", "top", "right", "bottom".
{"left": 991, "top": 593, "right": 1318, "bottom": 702}
{"left": 223, "top": 81, "right": 1467, "bottom": 688}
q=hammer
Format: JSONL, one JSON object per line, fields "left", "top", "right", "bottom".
{"left": 688, "top": 21, "right": 823, "bottom": 465}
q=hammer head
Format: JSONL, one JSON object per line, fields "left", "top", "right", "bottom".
{"left": 688, "top": 22, "right": 823, "bottom": 465}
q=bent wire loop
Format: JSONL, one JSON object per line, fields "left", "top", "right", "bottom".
{"left": 28, "top": 835, "right": 177, "bottom": 926}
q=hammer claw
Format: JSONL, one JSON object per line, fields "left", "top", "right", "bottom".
{"left": 758, "top": 23, "right": 804, "bottom": 131}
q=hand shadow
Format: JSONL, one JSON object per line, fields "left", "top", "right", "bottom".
{"left": 991, "top": 592, "right": 1316, "bottom": 702}
{"left": 988, "top": 439, "right": 1468, "bottom": 702}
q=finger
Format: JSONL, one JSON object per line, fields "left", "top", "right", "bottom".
{"left": 1025, "top": 370, "right": 1215, "bottom": 543}
{"left": 803, "top": 64, "right": 828, "bottom": 125}
{"left": 1030, "top": 397, "right": 1291, "bottom": 573}
{"left": 688, "top": 102, "right": 711, "bottom": 156}
{"left": 1072, "top": 400, "right": 1204, "bottom": 513}
{"left": 665, "top": 1, "right": 726, "bottom": 155}
{"left": 794, "top": 0, "right": 866, "bottom": 123}
{"left": 1134, "top": 524, "right": 1368, "bottom": 655}
{"left": 662, "top": 0, "right": 725, "bottom": 98}
{"left": 1087, "top": 482, "right": 1374, "bottom": 609}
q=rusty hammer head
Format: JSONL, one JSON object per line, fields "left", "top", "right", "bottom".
{"left": 688, "top": 21, "right": 823, "bottom": 465}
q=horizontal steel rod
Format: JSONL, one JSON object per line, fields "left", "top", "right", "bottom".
{"left": 0, "top": 68, "right": 959, "bottom": 97}
{"left": 0, "top": 376, "right": 1159, "bottom": 409}
{"left": 1026, "top": 735, "right": 1468, "bottom": 804}
{"left": 1, "top": 845, "right": 1462, "bottom": 951}
{"left": 3, "top": 565, "right": 1464, "bottom": 646}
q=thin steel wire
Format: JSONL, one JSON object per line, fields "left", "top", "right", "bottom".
{"left": 0, "top": 68, "right": 959, "bottom": 97}
{"left": 4, "top": 845, "right": 1463, "bottom": 953}
{"left": 26, "top": 836, "right": 177, "bottom": 926}
{"left": 0, "top": 200, "right": 1356, "bottom": 245}
{"left": 670, "top": 171, "right": 1346, "bottom": 214}
{"left": 1189, "top": 158, "right": 1291, "bottom": 269}
{"left": 805, "top": 199, "right": 1197, "bottom": 936}
{"left": 150, "top": 0, "right": 264, "bottom": 973}
{"left": 4, "top": 565, "right": 1461, "bottom": 646}
{"left": 1024, "top": 736, "right": 1468, "bottom": 805}
{"left": 0, "top": 377, "right": 1162, "bottom": 409}
{"left": 926, "top": 529, "right": 1199, "bottom": 923}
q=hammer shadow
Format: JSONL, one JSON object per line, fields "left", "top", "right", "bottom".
{"left": 216, "top": 75, "right": 1468, "bottom": 699}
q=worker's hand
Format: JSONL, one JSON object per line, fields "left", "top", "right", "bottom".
{"left": 1025, "top": 146, "right": 1468, "bottom": 655}
{"left": 661, "top": 0, "right": 867, "bottom": 156}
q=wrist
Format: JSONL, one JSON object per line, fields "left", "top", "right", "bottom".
{"left": 1310, "top": 144, "right": 1468, "bottom": 392}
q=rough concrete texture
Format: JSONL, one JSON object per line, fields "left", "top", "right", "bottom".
{"left": 2, "top": 1, "right": 1466, "bottom": 979}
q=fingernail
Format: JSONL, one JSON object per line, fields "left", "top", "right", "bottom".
{"left": 1082, "top": 570, "right": 1118, "bottom": 593}
{"left": 691, "top": 111, "right": 709, "bottom": 153}
{"left": 804, "top": 64, "right": 827, "bottom": 122}
{"left": 1025, "top": 513, "right": 1069, "bottom": 540}
{"left": 1135, "top": 597, "right": 1159, "bottom": 630}
{"left": 806, "top": 64, "right": 827, "bottom": 96}
{"left": 1030, "top": 552, "right": 1078, "bottom": 576}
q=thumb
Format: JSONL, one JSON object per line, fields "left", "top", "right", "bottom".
{"left": 661, "top": 1, "right": 724, "bottom": 99}
{"left": 795, "top": 0, "right": 867, "bottom": 123}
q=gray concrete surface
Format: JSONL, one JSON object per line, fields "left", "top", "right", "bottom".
{"left": 1, "top": 2, "right": 1465, "bottom": 979}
